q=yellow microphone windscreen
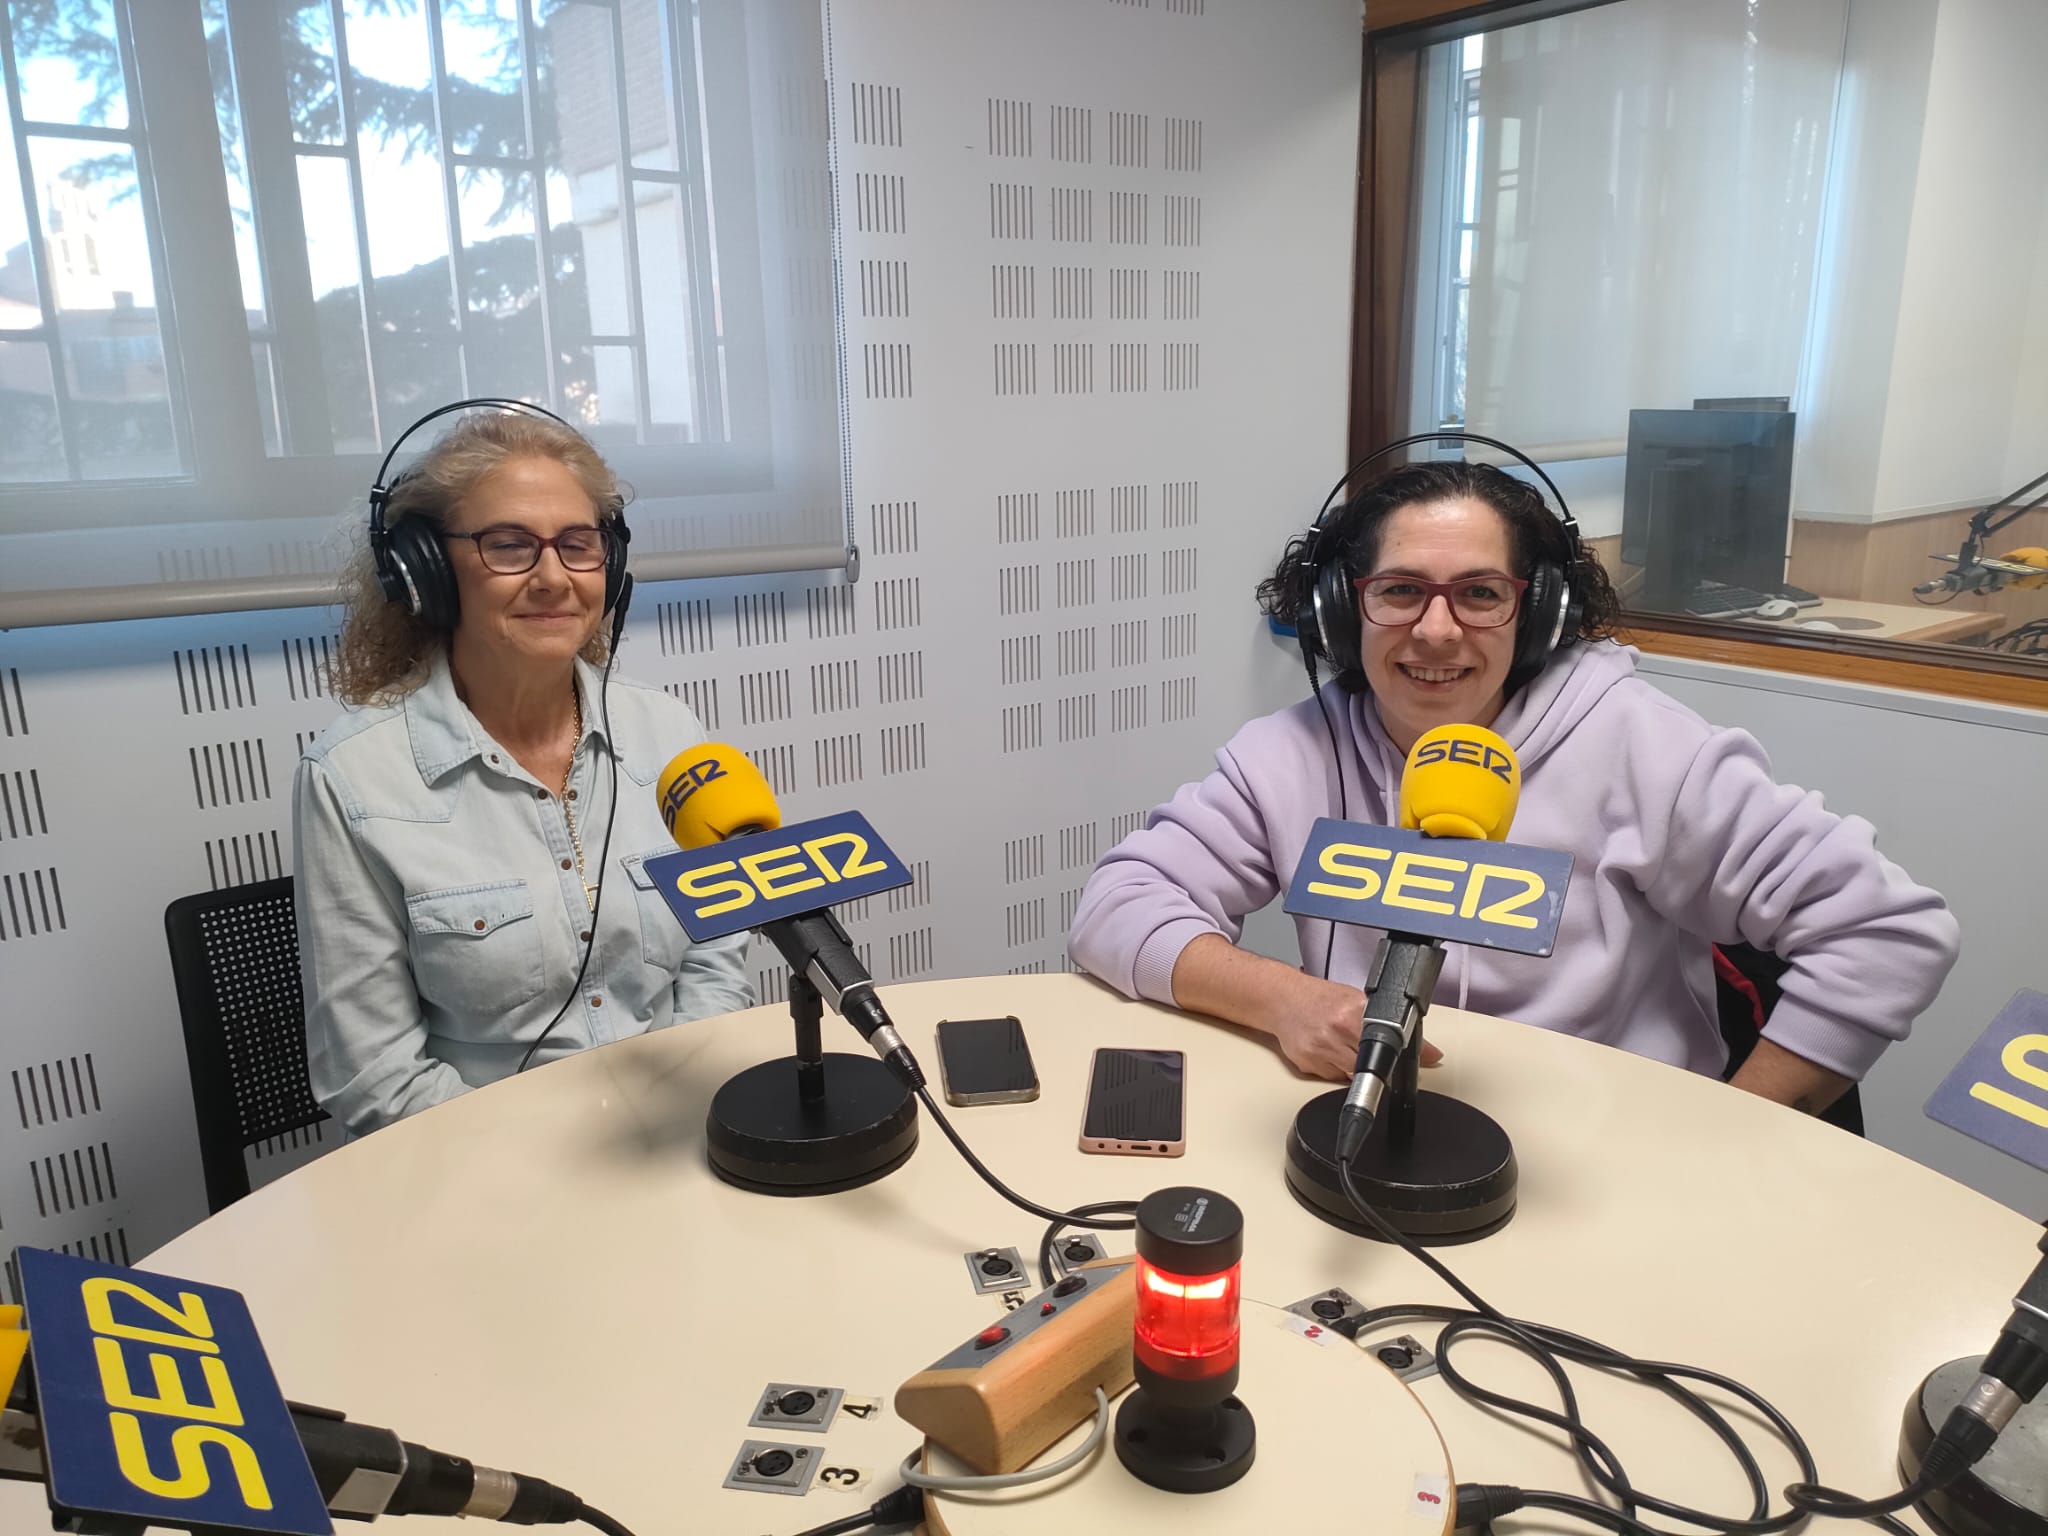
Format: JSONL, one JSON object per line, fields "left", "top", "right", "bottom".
{"left": 2004, "top": 548, "right": 2048, "bottom": 590}
{"left": 656, "top": 743, "right": 782, "bottom": 849}
{"left": 1398, "top": 724, "right": 1521, "bottom": 841}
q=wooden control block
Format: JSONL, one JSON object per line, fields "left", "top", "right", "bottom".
{"left": 894, "top": 1259, "right": 1135, "bottom": 1474}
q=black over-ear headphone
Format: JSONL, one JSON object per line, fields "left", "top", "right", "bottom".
{"left": 1294, "top": 431, "right": 1586, "bottom": 696}
{"left": 369, "top": 397, "right": 633, "bottom": 632}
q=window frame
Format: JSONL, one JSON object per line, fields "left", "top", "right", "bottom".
{"left": 1, "top": 0, "right": 778, "bottom": 537}
{"left": 0, "top": 0, "right": 191, "bottom": 487}
{"left": 1350, "top": 0, "right": 2048, "bottom": 710}
{"left": 1430, "top": 34, "right": 1480, "bottom": 433}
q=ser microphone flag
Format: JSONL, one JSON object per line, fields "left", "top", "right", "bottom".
{"left": 646, "top": 743, "right": 912, "bottom": 944}
{"left": 644, "top": 743, "right": 922, "bottom": 1087}
{"left": 1925, "top": 989, "right": 2048, "bottom": 1174}
{"left": 1287, "top": 723, "right": 1572, "bottom": 958}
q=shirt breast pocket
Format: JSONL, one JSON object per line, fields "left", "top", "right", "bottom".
{"left": 406, "top": 879, "right": 546, "bottom": 1022}
{"left": 625, "top": 850, "right": 693, "bottom": 978}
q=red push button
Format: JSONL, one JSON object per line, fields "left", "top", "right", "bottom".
{"left": 973, "top": 1325, "right": 1010, "bottom": 1350}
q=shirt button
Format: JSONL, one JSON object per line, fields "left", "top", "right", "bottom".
{"left": 536, "top": 788, "right": 547, "bottom": 799}
{"left": 579, "top": 931, "right": 591, "bottom": 943}
{"left": 489, "top": 753, "right": 500, "bottom": 764}
{"left": 589, "top": 996, "right": 603, "bottom": 1009}
{"left": 567, "top": 789, "right": 578, "bottom": 800}
{"left": 473, "top": 920, "right": 486, "bottom": 931}
{"left": 560, "top": 858, "right": 572, "bottom": 870}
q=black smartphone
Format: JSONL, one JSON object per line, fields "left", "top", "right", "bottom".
{"left": 935, "top": 1016, "right": 1040, "bottom": 1107}
{"left": 1079, "top": 1047, "right": 1186, "bottom": 1156}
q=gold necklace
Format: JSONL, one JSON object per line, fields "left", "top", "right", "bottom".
{"left": 561, "top": 688, "right": 594, "bottom": 910}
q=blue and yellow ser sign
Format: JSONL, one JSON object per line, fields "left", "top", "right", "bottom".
{"left": 1925, "top": 989, "right": 2048, "bottom": 1173}
{"left": 645, "top": 810, "right": 914, "bottom": 942}
{"left": 1283, "top": 817, "right": 1573, "bottom": 957}
{"left": 17, "top": 1246, "right": 331, "bottom": 1534}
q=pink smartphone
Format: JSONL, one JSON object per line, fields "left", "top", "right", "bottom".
{"left": 1078, "top": 1047, "right": 1186, "bottom": 1157}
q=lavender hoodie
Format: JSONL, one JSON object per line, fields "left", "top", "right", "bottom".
{"left": 1068, "top": 641, "right": 1959, "bottom": 1080}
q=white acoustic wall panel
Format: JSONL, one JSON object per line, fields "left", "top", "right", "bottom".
{"left": 821, "top": 0, "right": 1363, "bottom": 986}
{"left": 0, "top": 612, "right": 351, "bottom": 1282}
{"left": 0, "top": 0, "right": 1363, "bottom": 1265}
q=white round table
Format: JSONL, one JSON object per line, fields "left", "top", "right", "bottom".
{"left": 14, "top": 973, "right": 2033, "bottom": 1535}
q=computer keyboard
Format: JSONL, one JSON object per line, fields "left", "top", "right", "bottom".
{"left": 1681, "top": 586, "right": 1771, "bottom": 618}
{"left": 1678, "top": 581, "right": 1824, "bottom": 618}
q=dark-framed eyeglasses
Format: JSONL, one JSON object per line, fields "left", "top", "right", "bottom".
{"left": 1352, "top": 573, "right": 1529, "bottom": 629}
{"left": 443, "top": 524, "right": 613, "bottom": 575}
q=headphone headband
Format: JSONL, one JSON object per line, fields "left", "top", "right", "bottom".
{"left": 367, "top": 397, "right": 580, "bottom": 541}
{"left": 1311, "top": 430, "right": 1581, "bottom": 540}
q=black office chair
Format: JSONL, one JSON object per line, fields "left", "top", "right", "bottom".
{"left": 1713, "top": 941, "right": 1864, "bottom": 1136}
{"left": 165, "top": 877, "right": 328, "bottom": 1213}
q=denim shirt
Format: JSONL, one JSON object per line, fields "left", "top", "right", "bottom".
{"left": 293, "top": 652, "right": 753, "bottom": 1135}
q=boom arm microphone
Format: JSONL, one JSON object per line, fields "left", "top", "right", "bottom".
{"left": 655, "top": 744, "right": 923, "bottom": 1088}
{"left": 1914, "top": 551, "right": 2048, "bottom": 596}
{"left": 1915, "top": 563, "right": 2003, "bottom": 597}
{"left": 1916, "top": 468, "right": 2048, "bottom": 595}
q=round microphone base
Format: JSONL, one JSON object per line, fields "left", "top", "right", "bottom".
{"left": 1284, "top": 1089, "right": 1516, "bottom": 1244}
{"left": 706, "top": 1053, "right": 918, "bottom": 1196}
{"left": 1900, "top": 1355, "right": 2048, "bottom": 1536}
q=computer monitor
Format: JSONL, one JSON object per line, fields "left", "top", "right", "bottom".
{"left": 1622, "top": 408, "right": 1797, "bottom": 606}
{"left": 1692, "top": 396, "right": 1791, "bottom": 413}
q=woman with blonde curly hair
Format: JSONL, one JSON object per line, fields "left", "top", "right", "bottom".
{"left": 294, "top": 404, "right": 751, "bottom": 1136}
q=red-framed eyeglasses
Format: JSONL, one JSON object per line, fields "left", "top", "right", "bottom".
{"left": 1352, "top": 573, "right": 1528, "bottom": 628}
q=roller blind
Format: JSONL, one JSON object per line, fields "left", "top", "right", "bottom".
{"left": 1456, "top": 0, "right": 1846, "bottom": 452}
{"left": 0, "top": 0, "right": 845, "bottom": 625}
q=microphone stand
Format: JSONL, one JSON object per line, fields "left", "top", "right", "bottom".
{"left": 791, "top": 970, "right": 828, "bottom": 1104}
{"left": 1284, "top": 936, "right": 1519, "bottom": 1244}
{"left": 704, "top": 971, "right": 918, "bottom": 1196}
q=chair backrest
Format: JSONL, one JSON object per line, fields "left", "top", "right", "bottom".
{"left": 1712, "top": 941, "right": 1864, "bottom": 1136}
{"left": 164, "top": 877, "right": 327, "bottom": 1213}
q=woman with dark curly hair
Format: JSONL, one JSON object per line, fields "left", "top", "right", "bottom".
{"left": 1070, "top": 459, "right": 1957, "bottom": 1115}
{"left": 294, "top": 408, "right": 751, "bottom": 1136}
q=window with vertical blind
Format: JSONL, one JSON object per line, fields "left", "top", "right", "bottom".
{"left": 1424, "top": 0, "right": 1846, "bottom": 459}
{"left": 1376, "top": 0, "right": 2048, "bottom": 703}
{"left": 0, "top": 0, "right": 846, "bottom": 624}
